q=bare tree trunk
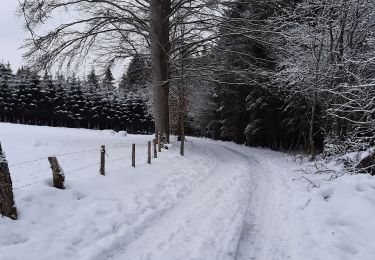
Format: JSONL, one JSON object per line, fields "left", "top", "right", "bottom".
{"left": 177, "top": 114, "right": 182, "bottom": 141}
{"left": 179, "top": 29, "right": 187, "bottom": 156}
{"left": 150, "top": 0, "right": 171, "bottom": 143}
{"left": 180, "top": 113, "right": 185, "bottom": 156}
{"left": 309, "top": 91, "right": 317, "bottom": 161}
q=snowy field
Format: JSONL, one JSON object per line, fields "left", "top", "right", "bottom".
{"left": 0, "top": 123, "right": 374, "bottom": 260}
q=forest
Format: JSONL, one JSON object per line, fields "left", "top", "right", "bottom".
{"left": 186, "top": 0, "right": 375, "bottom": 163}
{"left": 1, "top": 0, "right": 374, "bottom": 164}
{"left": 1, "top": 1, "right": 375, "bottom": 258}
{"left": 0, "top": 57, "right": 153, "bottom": 133}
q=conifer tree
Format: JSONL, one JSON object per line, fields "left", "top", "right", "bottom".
{"left": 0, "top": 80, "right": 13, "bottom": 122}
{"left": 87, "top": 68, "right": 100, "bottom": 91}
{"left": 119, "top": 55, "right": 150, "bottom": 92}
{"left": 102, "top": 67, "right": 115, "bottom": 93}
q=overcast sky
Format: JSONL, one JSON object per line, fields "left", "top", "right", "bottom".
{"left": 0, "top": 0, "right": 126, "bottom": 80}
{"left": 0, "top": 0, "right": 26, "bottom": 71}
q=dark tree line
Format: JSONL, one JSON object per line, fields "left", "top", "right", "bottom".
{"left": 16, "top": 0, "right": 375, "bottom": 163}
{"left": 183, "top": 1, "right": 310, "bottom": 151}
{"left": 0, "top": 58, "right": 153, "bottom": 133}
{"left": 205, "top": 1, "right": 316, "bottom": 151}
{"left": 182, "top": 0, "right": 375, "bottom": 161}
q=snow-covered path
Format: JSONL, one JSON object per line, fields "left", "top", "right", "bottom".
{"left": 101, "top": 142, "right": 253, "bottom": 260}
{"left": 230, "top": 144, "right": 293, "bottom": 260}
{"left": 2, "top": 124, "right": 375, "bottom": 260}
{"left": 91, "top": 139, "right": 294, "bottom": 260}
{"left": 0, "top": 123, "right": 297, "bottom": 260}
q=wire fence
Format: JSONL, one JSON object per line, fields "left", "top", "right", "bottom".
{"left": 9, "top": 145, "right": 129, "bottom": 168}
{"left": 7, "top": 142, "right": 149, "bottom": 191}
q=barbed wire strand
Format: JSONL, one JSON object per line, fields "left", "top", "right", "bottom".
{"left": 14, "top": 178, "right": 50, "bottom": 191}
{"left": 8, "top": 144, "right": 133, "bottom": 168}
{"left": 13, "top": 156, "right": 129, "bottom": 190}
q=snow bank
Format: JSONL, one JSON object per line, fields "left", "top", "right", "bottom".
{"left": 291, "top": 174, "right": 375, "bottom": 260}
{"left": 1, "top": 123, "right": 374, "bottom": 260}
{"left": 200, "top": 138, "right": 375, "bottom": 260}
{"left": 0, "top": 123, "right": 251, "bottom": 260}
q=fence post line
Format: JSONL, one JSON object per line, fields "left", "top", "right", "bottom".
{"left": 147, "top": 141, "right": 151, "bottom": 164}
{"left": 0, "top": 146, "right": 17, "bottom": 220}
{"left": 47, "top": 157, "right": 65, "bottom": 189}
{"left": 132, "top": 144, "right": 136, "bottom": 167}
{"left": 100, "top": 145, "right": 105, "bottom": 176}
{"left": 158, "top": 132, "right": 161, "bottom": 152}
{"left": 153, "top": 139, "right": 158, "bottom": 158}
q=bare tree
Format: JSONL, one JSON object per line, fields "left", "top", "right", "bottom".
{"left": 20, "top": 0, "right": 231, "bottom": 141}
{"left": 150, "top": 0, "right": 171, "bottom": 142}
{"left": 269, "top": 0, "right": 375, "bottom": 158}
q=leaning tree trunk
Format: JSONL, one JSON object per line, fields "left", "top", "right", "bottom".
{"left": 150, "top": 0, "right": 171, "bottom": 143}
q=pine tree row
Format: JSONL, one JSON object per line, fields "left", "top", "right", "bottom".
{"left": 0, "top": 58, "right": 153, "bottom": 133}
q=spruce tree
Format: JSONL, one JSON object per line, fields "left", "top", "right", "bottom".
{"left": 119, "top": 55, "right": 150, "bottom": 92}
{"left": 39, "top": 72, "right": 56, "bottom": 125}
{"left": 87, "top": 68, "right": 100, "bottom": 91}
{"left": 102, "top": 67, "right": 115, "bottom": 93}
{"left": 0, "top": 80, "right": 13, "bottom": 122}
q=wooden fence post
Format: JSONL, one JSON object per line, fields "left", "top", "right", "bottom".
{"left": 158, "top": 132, "right": 161, "bottom": 152}
{"left": 180, "top": 114, "right": 185, "bottom": 156}
{"left": 180, "top": 138, "right": 185, "bottom": 156}
{"left": 147, "top": 141, "right": 151, "bottom": 164}
{"left": 0, "top": 146, "right": 17, "bottom": 220}
{"left": 100, "top": 145, "right": 105, "bottom": 176}
{"left": 153, "top": 139, "right": 157, "bottom": 158}
{"left": 132, "top": 144, "right": 136, "bottom": 167}
{"left": 47, "top": 157, "right": 65, "bottom": 189}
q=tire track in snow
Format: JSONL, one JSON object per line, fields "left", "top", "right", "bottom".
{"left": 79, "top": 141, "right": 217, "bottom": 260}
{"left": 191, "top": 140, "right": 293, "bottom": 260}
{"left": 93, "top": 141, "right": 253, "bottom": 260}
{"left": 226, "top": 144, "right": 293, "bottom": 260}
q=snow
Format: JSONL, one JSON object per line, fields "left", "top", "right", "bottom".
{"left": 290, "top": 174, "right": 375, "bottom": 260}
{"left": 0, "top": 123, "right": 374, "bottom": 260}
{"left": 0, "top": 123, "right": 244, "bottom": 260}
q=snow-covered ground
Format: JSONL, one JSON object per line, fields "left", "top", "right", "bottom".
{"left": 0, "top": 123, "right": 374, "bottom": 260}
